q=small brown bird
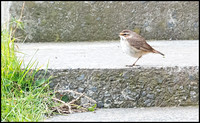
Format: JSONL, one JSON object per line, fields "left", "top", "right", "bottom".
{"left": 119, "top": 30, "right": 164, "bottom": 67}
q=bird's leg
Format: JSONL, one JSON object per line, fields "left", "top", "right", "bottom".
{"left": 126, "top": 56, "right": 142, "bottom": 67}
{"left": 132, "top": 56, "right": 142, "bottom": 66}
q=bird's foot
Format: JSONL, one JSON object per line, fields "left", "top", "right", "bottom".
{"left": 125, "top": 64, "right": 139, "bottom": 67}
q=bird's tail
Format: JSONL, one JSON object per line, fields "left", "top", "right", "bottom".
{"left": 153, "top": 49, "right": 164, "bottom": 56}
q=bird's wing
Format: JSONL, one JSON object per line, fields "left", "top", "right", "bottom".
{"left": 127, "top": 36, "right": 154, "bottom": 52}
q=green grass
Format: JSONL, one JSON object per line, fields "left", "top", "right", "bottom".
{"left": 1, "top": 21, "right": 53, "bottom": 121}
{"left": 1, "top": 17, "right": 97, "bottom": 122}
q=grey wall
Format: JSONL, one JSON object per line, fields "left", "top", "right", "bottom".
{"left": 7, "top": 1, "right": 199, "bottom": 42}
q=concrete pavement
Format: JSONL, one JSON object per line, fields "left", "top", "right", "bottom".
{"left": 44, "top": 106, "right": 199, "bottom": 122}
{"left": 15, "top": 40, "right": 199, "bottom": 69}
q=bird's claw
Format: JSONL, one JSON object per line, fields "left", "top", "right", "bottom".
{"left": 125, "top": 64, "right": 140, "bottom": 67}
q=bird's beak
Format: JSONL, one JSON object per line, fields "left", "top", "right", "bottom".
{"left": 119, "top": 32, "right": 124, "bottom": 36}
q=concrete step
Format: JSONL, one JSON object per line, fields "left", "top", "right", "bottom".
{"left": 44, "top": 106, "right": 199, "bottom": 122}
{"left": 16, "top": 40, "right": 198, "bottom": 69}
{"left": 16, "top": 40, "right": 199, "bottom": 108}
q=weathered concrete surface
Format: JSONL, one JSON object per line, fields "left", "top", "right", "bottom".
{"left": 44, "top": 106, "right": 199, "bottom": 122}
{"left": 15, "top": 40, "right": 199, "bottom": 108}
{"left": 38, "top": 66, "right": 199, "bottom": 108}
{"left": 8, "top": 1, "right": 199, "bottom": 42}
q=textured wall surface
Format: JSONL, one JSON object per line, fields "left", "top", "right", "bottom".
{"left": 9, "top": 1, "right": 199, "bottom": 42}
{"left": 36, "top": 66, "right": 199, "bottom": 108}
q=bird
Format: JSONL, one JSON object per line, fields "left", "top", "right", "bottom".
{"left": 119, "top": 30, "right": 164, "bottom": 67}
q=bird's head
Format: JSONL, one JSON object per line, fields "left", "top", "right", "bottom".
{"left": 119, "top": 30, "right": 134, "bottom": 39}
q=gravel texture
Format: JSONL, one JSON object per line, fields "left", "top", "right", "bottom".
{"left": 37, "top": 66, "right": 199, "bottom": 108}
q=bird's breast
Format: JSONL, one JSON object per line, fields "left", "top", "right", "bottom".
{"left": 120, "top": 37, "right": 131, "bottom": 53}
{"left": 120, "top": 36, "right": 144, "bottom": 58}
